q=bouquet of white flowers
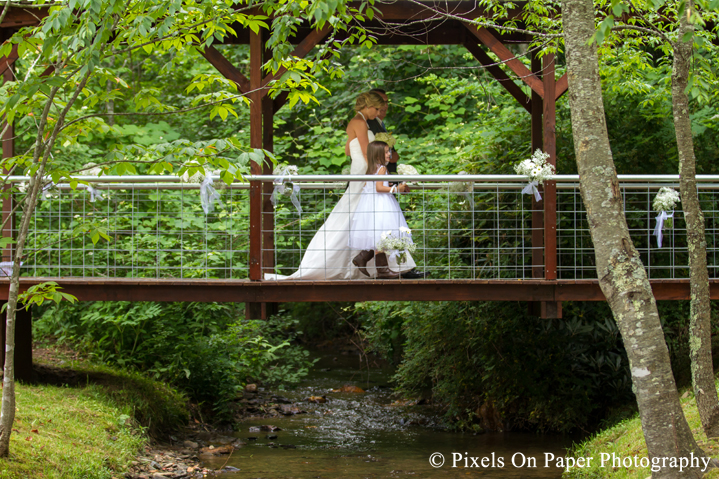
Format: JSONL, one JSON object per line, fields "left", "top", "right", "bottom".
{"left": 374, "top": 132, "right": 396, "bottom": 149}
{"left": 376, "top": 227, "right": 415, "bottom": 264}
{"left": 653, "top": 187, "right": 680, "bottom": 215}
{"left": 396, "top": 164, "right": 418, "bottom": 185}
{"left": 273, "top": 164, "right": 299, "bottom": 176}
{"left": 514, "top": 149, "right": 555, "bottom": 201}
{"left": 396, "top": 164, "right": 417, "bottom": 176}
{"left": 652, "top": 187, "right": 680, "bottom": 248}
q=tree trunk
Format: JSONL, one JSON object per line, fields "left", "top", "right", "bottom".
{"left": 673, "top": 0, "right": 719, "bottom": 438}
{"left": 561, "top": 0, "right": 705, "bottom": 476}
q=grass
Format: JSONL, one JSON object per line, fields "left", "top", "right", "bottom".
{"left": 564, "top": 389, "right": 719, "bottom": 479}
{"left": 0, "top": 355, "right": 190, "bottom": 478}
{"left": 0, "top": 382, "right": 145, "bottom": 479}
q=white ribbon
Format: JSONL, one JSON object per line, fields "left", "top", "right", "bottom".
{"left": 463, "top": 191, "right": 475, "bottom": 210}
{"left": 522, "top": 181, "right": 542, "bottom": 202}
{"left": 40, "top": 182, "right": 54, "bottom": 200}
{"left": 86, "top": 185, "right": 104, "bottom": 203}
{"left": 0, "top": 261, "right": 22, "bottom": 277}
{"left": 653, "top": 210, "right": 674, "bottom": 248}
{"left": 270, "top": 167, "right": 302, "bottom": 213}
{"left": 200, "top": 176, "right": 221, "bottom": 215}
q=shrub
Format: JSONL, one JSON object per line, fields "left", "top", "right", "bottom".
{"left": 36, "top": 302, "right": 313, "bottom": 419}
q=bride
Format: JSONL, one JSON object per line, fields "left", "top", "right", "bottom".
{"left": 265, "top": 91, "right": 416, "bottom": 280}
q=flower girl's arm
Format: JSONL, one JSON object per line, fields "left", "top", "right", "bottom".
{"left": 375, "top": 166, "right": 408, "bottom": 192}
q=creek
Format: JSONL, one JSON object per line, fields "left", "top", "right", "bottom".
{"left": 200, "top": 350, "right": 573, "bottom": 478}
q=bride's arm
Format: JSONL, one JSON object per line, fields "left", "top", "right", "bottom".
{"left": 353, "top": 120, "right": 371, "bottom": 159}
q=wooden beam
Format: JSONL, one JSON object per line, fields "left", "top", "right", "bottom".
{"left": 464, "top": 24, "right": 544, "bottom": 98}
{"left": 0, "top": 303, "right": 33, "bottom": 382}
{"left": 201, "top": 45, "right": 250, "bottom": 93}
{"left": 0, "top": 43, "right": 18, "bottom": 78}
{"left": 273, "top": 91, "right": 289, "bottom": 114}
{"left": 0, "top": 277, "right": 714, "bottom": 303}
{"left": 463, "top": 40, "right": 531, "bottom": 113}
{"left": 1, "top": 7, "right": 48, "bottom": 28}
{"left": 259, "top": 25, "right": 332, "bottom": 95}
{"left": 555, "top": 73, "right": 568, "bottom": 100}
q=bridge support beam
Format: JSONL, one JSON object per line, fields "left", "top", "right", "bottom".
{"left": 0, "top": 304, "right": 33, "bottom": 383}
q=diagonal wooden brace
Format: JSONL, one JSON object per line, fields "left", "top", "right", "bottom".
{"left": 201, "top": 45, "right": 250, "bottom": 94}
{"left": 0, "top": 43, "right": 18, "bottom": 78}
{"left": 463, "top": 40, "right": 531, "bottom": 113}
{"left": 259, "top": 25, "right": 333, "bottom": 96}
{"left": 464, "top": 24, "right": 544, "bottom": 98}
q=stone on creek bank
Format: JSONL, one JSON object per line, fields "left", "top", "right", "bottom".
{"left": 332, "top": 385, "right": 365, "bottom": 393}
{"left": 306, "top": 395, "right": 327, "bottom": 403}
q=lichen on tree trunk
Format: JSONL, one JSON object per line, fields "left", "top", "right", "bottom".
{"left": 672, "top": 0, "right": 719, "bottom": 439}
{"left": 561, "top": 0, "right": 705, "bottom": 476}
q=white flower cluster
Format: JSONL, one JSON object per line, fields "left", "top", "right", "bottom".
{"left": 274, "top": 164, "right": 299, "bottom": 176}
{"left": 396, "top": 164, "right": 418, "bottom": 176}
{"left": 376, "top": 227, "right": 415, "bottom": 264}
{"left": 514, "top": 149, "right": 555, "bottom": 184}
{"left": 449, "top": 171, "right": 474, "bottom": 193}
{"left": 180, "top": 166, "right": 221, "bottom": 184}
{"left": 653, "top": 187, "right": 680, "bottom": 213}
{"left": 374, "top": 132, "right": 396, "bottom": 149}
{"left": 79, "top": 162, "right": 103, "bottom": 176}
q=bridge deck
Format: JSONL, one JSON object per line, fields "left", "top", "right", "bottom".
{"left": 0, "top": 278, "right": 710, "bottom": 303}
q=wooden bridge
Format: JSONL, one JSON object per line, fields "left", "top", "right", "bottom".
{"left": 1, "top": 2, "right": 715, "bottom": 381}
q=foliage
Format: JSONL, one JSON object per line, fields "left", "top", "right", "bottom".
{"left": 35, "top": 302, "right": 313, "bottom": 419}
{"left": 358, "top": 301, "right": 632, "bottom": 433}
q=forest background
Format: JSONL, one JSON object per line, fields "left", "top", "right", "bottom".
{"left": 26, "top": 22, "right": 719, "bottom": 433}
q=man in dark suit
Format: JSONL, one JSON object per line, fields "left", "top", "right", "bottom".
{"left": 366, "top": 88, "right": 429, "bottom": 279}
{"left": 366, "top": 89, "right": 399, "bottom": 172}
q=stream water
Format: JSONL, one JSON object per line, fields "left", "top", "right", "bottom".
{"left": 201, "top": 351, "right": 574, "bottom": 478}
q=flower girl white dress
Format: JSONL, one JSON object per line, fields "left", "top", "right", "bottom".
{"left": 348, "top": 165, "right": 411, "bottom": 252}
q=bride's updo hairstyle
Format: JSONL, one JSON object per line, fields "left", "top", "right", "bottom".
{"left": 366, "top": 141, "right": 389, "bottom": 174}
{"left": 355, "top": 91, "right": 385, "bottom": 112}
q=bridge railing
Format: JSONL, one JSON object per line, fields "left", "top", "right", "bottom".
{"left": 5, "top": 174, "right": 719, "bottom": 281}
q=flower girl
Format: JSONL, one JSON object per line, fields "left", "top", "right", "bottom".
{"left": 349, "top": 141, "right": 412, "bottom": 279}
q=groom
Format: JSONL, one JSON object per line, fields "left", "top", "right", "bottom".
{"left": 366, "top": 89, "right": 399, "bottom": 172}
{"left": 365, "top": 88, "right": 428, "bottom": 280}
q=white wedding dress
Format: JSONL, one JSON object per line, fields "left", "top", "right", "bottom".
{"left": 265, "top": 129, "right": 416, "bottom": 280}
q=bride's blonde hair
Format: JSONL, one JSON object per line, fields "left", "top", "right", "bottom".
{"left": 355, "top": 91, "right": 385, "bottom": 112}
{"left": 366, "top": 141, "right": 388, "bottom": 174}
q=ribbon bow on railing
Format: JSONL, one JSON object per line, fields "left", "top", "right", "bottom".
{"left": 200, "top": 176, "right": 221, "bottom": 215}
{"left": 270, "top": 167, "right": 302, "bottom": 213}
{"left": 0, "top": 261, "right": 22, "bottom": 277}
{"left": 86, "top": 185, "right": 104, "bottom": 203}
{"left": 522, "top": 180, "right": 542, "bottom": 202}
{"left": 653, "top": 210, "right": 674, "bottom": 248}
{"left": 40, "top": 181, "right": 54, "bottom": 200}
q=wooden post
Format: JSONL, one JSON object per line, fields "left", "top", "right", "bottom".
{"left": 246, "top": 31, "right": 264, "bottom": 320}
{"left": 542, "top": 53, "right": 561, "bottom": 319}
{"left": 0, "top": 304, "right": 32, "bottom": 382}
{"left": 261, "top": 39, "right": 278, "bottom": 318}
{"left": 529, "top": 52, "right": 544, "bottom": 317}
{"left": 0, "top": 65, "right": 31, "bottom": 381}
{"left": 2, "top": 68, "right": 13, "bottom": 263}
{"left": 530, "top": 52, "right": 544, "bottom": 280}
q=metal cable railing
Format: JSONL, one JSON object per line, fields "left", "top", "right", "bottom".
{"left": 4, "top": 174, "right": 719, "bottom": 281}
